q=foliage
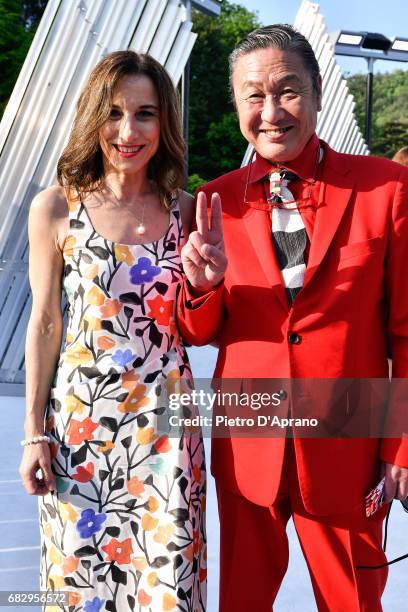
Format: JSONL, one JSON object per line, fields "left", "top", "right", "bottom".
{"left": 188, "top": 2, "right": 260, "bottom": 182}
{"left": 0, "top": 0, "right": 47, "bottom": 116}
{"left": 187, "top": 173, "right": 206, "bottom": 195}
{"left": 347, "top": 70, "right": 408, "bottom": 157}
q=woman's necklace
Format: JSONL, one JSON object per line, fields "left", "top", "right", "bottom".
{"left": 103, "top": 182, "right": 150, "bottom": 236}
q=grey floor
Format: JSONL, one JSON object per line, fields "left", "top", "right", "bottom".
{"left": 0, "top": 345, "right": 406, "bottom": 610}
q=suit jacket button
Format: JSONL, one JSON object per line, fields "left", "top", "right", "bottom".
{"left": 278, "top": 389, "right": 288, "bottom": 400}
{"left": 288, "top": 332, "right": 301, "bottom": 345}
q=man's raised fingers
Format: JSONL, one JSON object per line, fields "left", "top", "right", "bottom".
{"left": 195, "top": 191, "right": 209, "bottom": 238}
{"left": 210, "top": 192, "right": 223, "bottom": 235}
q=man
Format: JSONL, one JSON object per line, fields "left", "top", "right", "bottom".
{"left": 393, "top": 146, "right": 408, "bottom": 166}
{"left": 178, "top": 25, "right": 408, "bottom": 611}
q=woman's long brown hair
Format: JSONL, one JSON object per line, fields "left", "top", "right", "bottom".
{"left": 57, "top": 51, "right": 185, "bottom": 208}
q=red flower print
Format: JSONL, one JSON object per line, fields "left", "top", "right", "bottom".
{"left": 154, "top": 435, "right": 171, "bottom": 454}
{"left": 146, "top": 295, "right": 174, "bottom": 326}
{"left": 102, "top": 537, "right": 133, "bottom": 564}
{"left": 67, "top": 417, "right": 98, "bottom": 445}
{"left": 72, "top": 462, "right": 94, "bottom": 482}
{"left": 193, "top": 464, "right": 202, "bottom": 484}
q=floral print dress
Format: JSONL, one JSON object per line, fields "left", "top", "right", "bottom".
{"left": 39, "top": 193, "right": 206, "bottom": 612}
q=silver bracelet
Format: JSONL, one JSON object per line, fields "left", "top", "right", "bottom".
{"left": 20, "top": 435, "right": 51, "bottom": 446}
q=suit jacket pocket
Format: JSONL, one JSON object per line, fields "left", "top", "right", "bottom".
{"left": 338, "top": 236, "right": 382, "bottom": 262}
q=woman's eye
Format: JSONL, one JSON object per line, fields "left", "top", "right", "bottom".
{"left": 137, "top": 110, "right": 156, "bottom": 119}
{"left": 109, "top": 109, "right": 121, "bottom": 119}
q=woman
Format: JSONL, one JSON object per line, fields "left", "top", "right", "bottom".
{"left": 19, "top": 50, "right": 206, "bottom": 611}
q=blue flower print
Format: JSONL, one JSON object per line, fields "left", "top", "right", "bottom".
{"left": 130, "top": 257, "right": 161, "bottom": 284}
{"left": 84, "top": 597, "right": 105, "bottom": 612}
{"left": 112, "top": 349, "right": 136, "bottom": 367}
{"left": 76, "top": 508, "right": 107, "bottom": 538}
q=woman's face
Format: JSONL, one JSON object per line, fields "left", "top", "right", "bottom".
{"left": 99, "top": 74, "right": 160, "bottom": 177}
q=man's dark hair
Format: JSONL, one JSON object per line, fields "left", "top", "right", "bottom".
{"left": 229, "top": 24, "right": 321, "bottom": 98}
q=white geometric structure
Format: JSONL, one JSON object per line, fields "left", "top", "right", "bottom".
{"left": 0, "top": 0, "right": 197, "bottom": 393}
{"left": 294, "top": 1, "right": 368, "bottom": 155}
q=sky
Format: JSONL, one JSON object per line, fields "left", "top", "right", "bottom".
{"left": 236, "top": 0, "right": 408, "bottom": 75}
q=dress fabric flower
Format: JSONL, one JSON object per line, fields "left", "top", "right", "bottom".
{"left": 130, "top": 256, "right": 161, "bottom": 284}
{"left": 39, "top": 199, "right": 206, "bottom": 611}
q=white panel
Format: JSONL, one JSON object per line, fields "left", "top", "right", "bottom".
{"left": 0, "top": 0, "right": 198, "bottom": 384}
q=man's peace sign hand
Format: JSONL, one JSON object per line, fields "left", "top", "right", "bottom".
{"left": 181, "top": 191, "right": 227, "bottom": 293}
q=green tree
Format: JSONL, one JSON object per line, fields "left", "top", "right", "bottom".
{"left": 0, "top": 0, "right": 47, "bottom": 116}
{"left": 189, "top": 2, "right": 260, "bottom": 182}
{"left": 347, "top": 70, "right": 408, "bottom": 157}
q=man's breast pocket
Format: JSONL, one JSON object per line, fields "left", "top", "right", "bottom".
{"left": 337, "top": 236, "right": 383, "bottom": 263}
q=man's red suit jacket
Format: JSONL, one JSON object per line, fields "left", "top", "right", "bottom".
{"left": 177, "top": 136, "right": 408, "bottom": 516}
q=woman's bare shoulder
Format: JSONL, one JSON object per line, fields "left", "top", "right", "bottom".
{"left": 29, "top": 186, "right": 69, "bottom": 250}
{"left": 30, "top": 185, "right": 67, "bottom": 219}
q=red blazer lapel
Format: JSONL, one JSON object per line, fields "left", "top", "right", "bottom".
{"left": 304, "top": 147, "right": 355, "bottom": 289}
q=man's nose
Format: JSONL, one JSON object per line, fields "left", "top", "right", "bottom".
{"left": 261, "top": 95, "right": 284, "bottom": 124}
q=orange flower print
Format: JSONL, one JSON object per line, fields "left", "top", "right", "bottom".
{"left": 59, "top": 502, "right": 77, "bottom": 523}
{"left": 199, "top": 568, "right": 207, "bottom": 583}
{"left": 62, "top": 555, "right": 79, "bottom": 576}
{"left": 67, "top": 417, "right": 98, "bottom": 445}
{"left": 117, "top": 384, "right": 150, "bottom": 413}
{"left": 147, "top": 496, "right": 159, "bottom": 512}
{"left": 122, "top": 370, "right": 139, "bottom": 391}
{"left": 68, "top": 592, "right": 82, "bottom": 606}
{"left": 132, "top": 557, "right": 148, "bottom": 571}
{"left": 154, "top": 524, "right": 175, "bottom": 545}
{"left": 146, "top": 295, "right": 174, "bottom": 326}
{"left": 81, "top": 314, "right": 102, "bottom": 331}
{"left": 166, "top": 369, "right": 181, "bottom": 395}
{"left": 136, "top": 427, "right": 157, "bottom": 445}
{"left": 147, "top": 571, "right": 159, "bottom": 588}
{"left": 65, "top": 342, "right": 93, "bottom": 366}
{"left": 72, "top": 462, "right": 94, "bottom": 483}
{"left": 96, "top": 440, "right": 115, "bottom": 453}
{"left": 114, "top": 244, "right": 134, "bottom": 266}
{"left": 182, "top": 543, "right": 194, "bottom": 562}
{"left": 141, "top": 513, "right": 159, "bottom": 531}
{"left": 163, "top": 593, "right": 177, "bottom": 610}
{"left": 97, "top": 336, "right": 116, "bottom": 351}
{"left": 100, "top": 298, "right": 122, "bottom": 318}
{"left": 83, "top": 263, "right": 99, "bottom": 279}
{"left": 63, "top": 235, "right": 77, "bottom": 258}
{"left": 102, "top": 538, "right": 133, "bottom": 564}
{"left": 86, "top": 286, "right": 105, "bottom": 306}
{"left": 65, "top": 395, "right": 85, "bottom": 414}
{"left": 137, "top": 589, "right": 152, "bottom": 606}
{"left": 127, "top": 476, "right": 145, "bottom": 497}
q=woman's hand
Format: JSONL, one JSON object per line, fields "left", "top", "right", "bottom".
{"left": 181, "top": 191, "right": 227, "bottom": 292}
{"left": 19, "top": 442, "right": 56, "bottom": 496}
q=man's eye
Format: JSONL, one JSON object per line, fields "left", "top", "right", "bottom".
{"left": 281, "top": 89, "right": 297, "bottom": 99}
{"left": 248, "top": 93, "right": 263, "bottom": 101}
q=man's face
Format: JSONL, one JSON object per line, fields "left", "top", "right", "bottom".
{"left": 232, "top": 47, "right": 322, "bottom": 163}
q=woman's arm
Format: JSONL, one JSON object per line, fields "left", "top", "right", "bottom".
{"left": 19, "top": 186, "right": 67, "bottom": 495}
